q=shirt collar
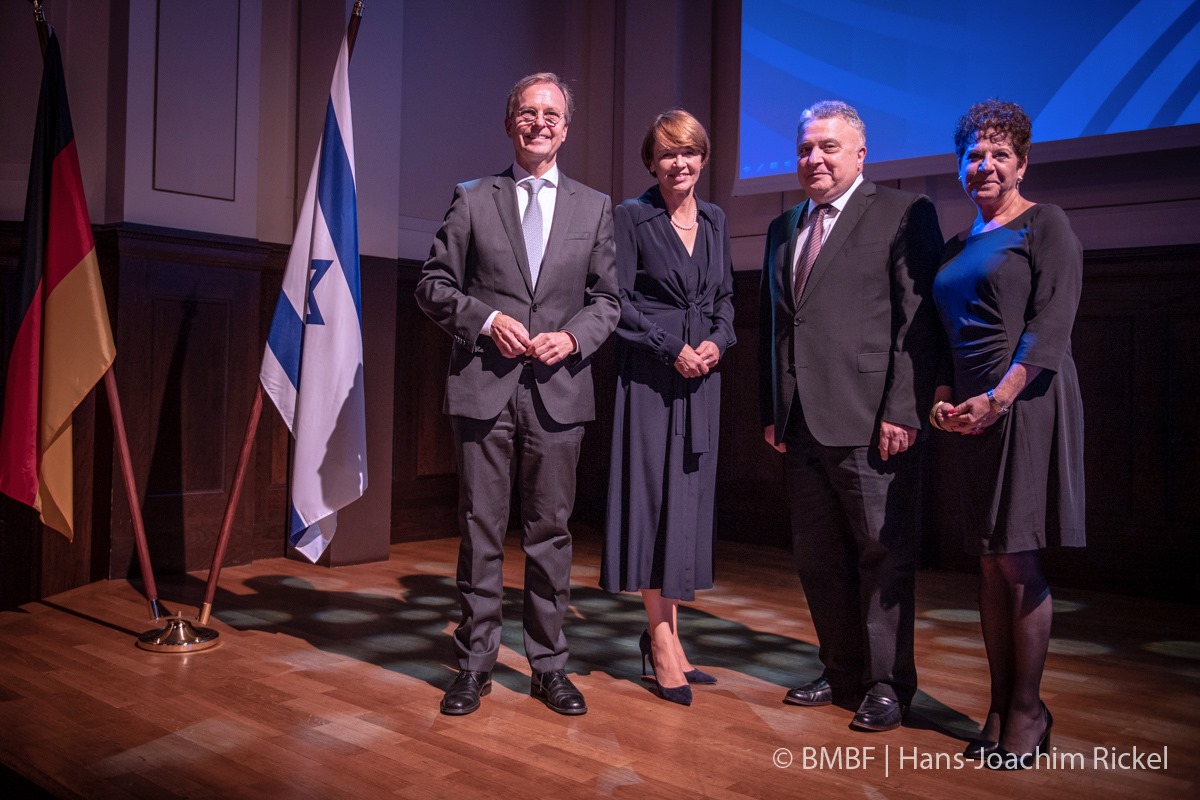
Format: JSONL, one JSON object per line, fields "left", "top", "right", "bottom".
{"left": 642, "top": 184, "right": 717, "bottom": 227}
{"left": 811, "top": 172, "right": 864, "bottom": 215}
{"left": 512, "top": 162, "right": 560, "bottom": 188}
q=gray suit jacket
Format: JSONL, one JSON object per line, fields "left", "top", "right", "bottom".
{"left": 758, "top": 178, "right": 942, "bottom": 447}
{"left": 415, "top": 168, "right": 619, "bottom": 424}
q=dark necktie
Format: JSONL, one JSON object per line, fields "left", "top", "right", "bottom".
{"left": 793, "top": 203, "right": 831, "bottom": 305}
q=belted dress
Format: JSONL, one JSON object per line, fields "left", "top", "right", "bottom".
{"left": 601, "top": 186, "right": 736, "bottom": 601}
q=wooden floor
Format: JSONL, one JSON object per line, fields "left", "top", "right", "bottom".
{"left": 1, "top": 529, "right": 1197, "bottom": 799}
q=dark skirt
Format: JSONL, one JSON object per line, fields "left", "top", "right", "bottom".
{"left": 601, "top": 347, "right": 719, "bottom": 600}
{"left": 941, "top": 360, "right": 1086, "bottom": 555}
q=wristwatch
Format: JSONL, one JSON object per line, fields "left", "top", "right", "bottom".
{"left": 987, "top": 389, "right": 1010, "bottom": 416}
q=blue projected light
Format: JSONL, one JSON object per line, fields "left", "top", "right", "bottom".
{"left": 738, "top": 0, "right": 1200, "bottom": 192}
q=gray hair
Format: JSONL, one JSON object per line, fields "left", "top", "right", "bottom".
{"left": 798, "top": 100, "right": 866, "bottom": 145}
{"left": 505, "top": 72, "right": 575, "bottom": 124}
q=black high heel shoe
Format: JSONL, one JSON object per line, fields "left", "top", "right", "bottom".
{"left": 987, "top": 703, "right": 1053, "bottom": 770}
{"left": 964, "top": 711, "right": 1002, "bottom": 759}
{"left": 652, "top": 679, "right": 693, "bottom": 705}
{"left": 639, "top": 629, "right": 654, "bottom": 678}
{"left": 962, "top": 738, "right": 1000, "bottom": 760}
{"left": 639, "top": 629, "right": 717, "bottom": 685}
{"left": 638, "top": 630, "right": 692, "bottom": 705}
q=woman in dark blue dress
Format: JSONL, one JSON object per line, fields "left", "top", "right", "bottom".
{"left": 601, "top": 110, "right": 735, "bottom": 705}
{"left": 930, "top": 100, "right": 1085, "bottom": 769}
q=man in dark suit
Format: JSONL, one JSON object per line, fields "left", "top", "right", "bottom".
{"left": 758, "top": 100, "right": 942, "bottom": 731}
{"left": 415, "top": 73, "right": 619, "bottom": 716}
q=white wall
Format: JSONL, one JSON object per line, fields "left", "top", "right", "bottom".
{"left": 0, "top": 0, "right": 115, "bottom": 225}
{"left": 1, "top": 0, "right": 1197, "bottom": 258}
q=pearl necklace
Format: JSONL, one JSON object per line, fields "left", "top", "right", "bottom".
{"left": 670, "top": 212, "right": 697, "bottom": 231}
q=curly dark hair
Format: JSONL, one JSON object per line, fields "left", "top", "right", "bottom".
{"left": 953, "top": 99, "right": 1031, "bottom": 162}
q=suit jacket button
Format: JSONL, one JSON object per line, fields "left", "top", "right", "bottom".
{"left": 793, "top": 317, "right": 803, "bottom": 326}
{"left": 531, "top": 303, "right": 539, "bottom": 312}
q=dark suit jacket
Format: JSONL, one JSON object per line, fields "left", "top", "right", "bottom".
{"left": 415, "top": 168, "right": 620, "bottom": 424}
{"left": 758, "top": 178, "right": 942, "bottom": 448}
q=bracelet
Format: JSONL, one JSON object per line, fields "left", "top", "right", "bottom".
{"left": 928, "top": 403, "right": 945, "bottom": 431}
{"left": 986, "top": 389, "right": 1010, "bottom": 416}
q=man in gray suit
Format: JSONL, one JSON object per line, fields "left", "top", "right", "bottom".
{"left": 758, "top": 100, "right": 942, "bottom": 732}
{"left": 415, "top": 73, "right": 619, "bottom": 716}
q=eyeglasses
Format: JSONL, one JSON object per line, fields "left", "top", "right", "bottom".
{"left": 514, "top": 108, "right": 565, "bottom": 128}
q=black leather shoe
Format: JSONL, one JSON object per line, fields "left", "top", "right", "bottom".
{"left": 531, "top": 670, "right": 587, "bottom": 716}
{"left": 440, "top": 670, "right": 491, "bottom": 716}
{"left": 985, "top": 703, "right": 1053, "bottom": 770}
{"left": 850, "top": 694, "right": 906, "bottom": 732}
{"left": 963, "top": 738, "right": 1000, "bottom": 760}
{"left": 784, "top": 678, "right": 833, "bottom": 707}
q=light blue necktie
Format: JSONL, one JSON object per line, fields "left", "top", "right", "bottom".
{"left": 522, "top": 178, "right": 547, "bottom": 285}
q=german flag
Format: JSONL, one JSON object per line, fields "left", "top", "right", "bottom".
{"left": 0, "top": 31, "right": 115, "bottom": 539}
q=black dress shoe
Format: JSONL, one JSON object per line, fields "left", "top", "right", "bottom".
{"left": 850, "top": 694, "right": 906, "bottom": 732}
{"left": 531, "top": 670, "right": 587, "bottom": 716}
{"left": 440, "top": 670, "right": 491, "bottom": 716}
{"left": 784, "top": 678, "right": 833, "bottom": 706}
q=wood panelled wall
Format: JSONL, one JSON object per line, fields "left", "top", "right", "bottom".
{"left": 395, "top": 245, "right": 1200, "bottom": 601}
{"left": 1060, "top": 245, "right": 1200, "bottom": 597}
{"left": 0, "top": 222, "right": 291, "bottom": 609}
{"left": 705, "top": 251, "right": 1200, "bottom": 600}
{"left": 392, "top": 262, "right": 458, "bottom": 541}
{"left": 1, "top": 225, "right": 1198, "bottom": 608}
{"left": 101, "top": 225, "right": 290, "bottom": 579}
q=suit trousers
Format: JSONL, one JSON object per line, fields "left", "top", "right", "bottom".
{"left": 783, "top": 400, "right": 918, "bottom": 703}
{"left": 450, "top": 365, "right": 585, "bottom": 673}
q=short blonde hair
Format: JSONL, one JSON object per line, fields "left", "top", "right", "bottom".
{"left": 640, "top": 109, "right": 711, "bottom": 171}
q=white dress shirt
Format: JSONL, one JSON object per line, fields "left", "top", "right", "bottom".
{"left": 480, "top": 163, "right": 561, "bottom": 337}
{"left": 793, "top": 172, "right": 865, "bottom": 283}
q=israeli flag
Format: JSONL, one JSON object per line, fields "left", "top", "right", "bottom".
{"left": 260, "top": 36, "right": 366, "bottom": 562}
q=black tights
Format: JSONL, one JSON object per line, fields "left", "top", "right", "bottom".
{"left": 978, "top": 550, "right": 1052, "bottom": 752}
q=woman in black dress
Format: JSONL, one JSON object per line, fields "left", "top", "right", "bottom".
{"left": 601, "top": 110, "right": 735, "bottom": 705}
{"left": 930, "top": 99, "right": 1085, "bottom": 768}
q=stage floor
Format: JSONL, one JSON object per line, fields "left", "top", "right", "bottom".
{"left": 1, "top": 531, "right": 1197, "bottom": 798}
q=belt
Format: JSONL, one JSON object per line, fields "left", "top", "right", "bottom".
{"left": 674, "top": 301, "right": 710, "bottom": 455}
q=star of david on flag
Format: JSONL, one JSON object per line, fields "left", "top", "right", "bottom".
{"left": 259, "top": 35, "right": 366, "bottom": 562}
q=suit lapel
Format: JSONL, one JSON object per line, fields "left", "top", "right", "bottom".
{"left": 781, "top": 203, "right": 806, "bottom": 311}
{"left": 540, "top": 174, "right": 577, "bottom": 295}
{"left": 798, "top": 180, "right": 875, "bottom": 306}
{"left": 492, "top": 170, "right": 535, "bottom": 295}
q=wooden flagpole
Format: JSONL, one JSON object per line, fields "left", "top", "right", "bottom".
{"left": 105, "top": 374, "right": 168, "bottom": 622}
{"left": 27, "top": 0, "right": 167, "bottom": 624}
{"left": 195, "top": 1, "right": 367, "bottom": 633}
